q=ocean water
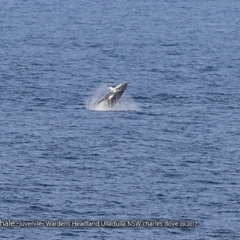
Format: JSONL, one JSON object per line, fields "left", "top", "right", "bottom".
{"left": 1, "top": 0, "right": 240, "bottom": 239}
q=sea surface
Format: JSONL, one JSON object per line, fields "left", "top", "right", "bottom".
{"left": 1, "top": 0, "right": 240, "bottom": 239}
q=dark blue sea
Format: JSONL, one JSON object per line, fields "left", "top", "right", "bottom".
{"left": 1, "top": 0, "right": 240, "bottom": 239}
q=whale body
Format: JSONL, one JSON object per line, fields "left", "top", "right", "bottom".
{"left": 97, "top": 82, "right": 127, "bottom": 109}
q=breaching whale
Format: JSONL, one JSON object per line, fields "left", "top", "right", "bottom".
{"left": 97, "top": 82, "right": 128, "bottom": 109}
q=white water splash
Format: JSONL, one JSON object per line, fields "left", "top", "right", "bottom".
{"left": 86, "top": 85, "right": 139, "bottom": 111}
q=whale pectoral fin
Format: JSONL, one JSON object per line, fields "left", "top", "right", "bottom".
{"left": 97, "top": 92, "right": 112, "bottom": 105}
{"left": 97, "top": 99, "right": 104, "bottom": 104}
{"left": 108, "top": 87, "right": 114, "bottom": 91}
